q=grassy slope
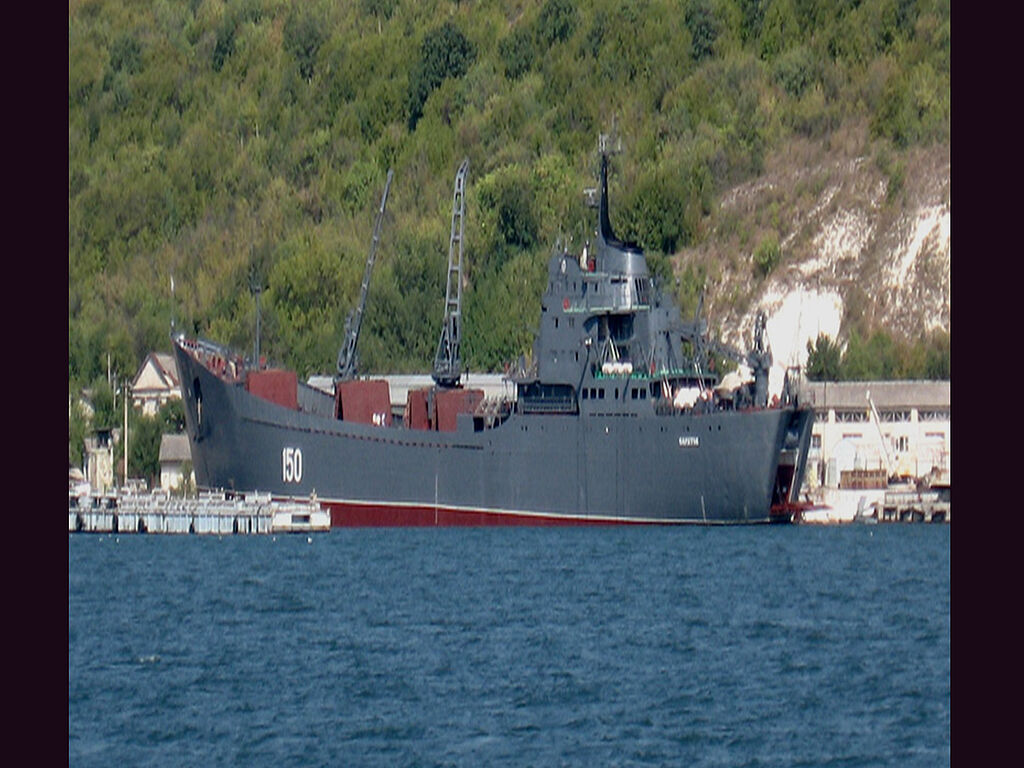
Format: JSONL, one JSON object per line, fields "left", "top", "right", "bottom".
{"left": 69, "top": 0, "right": 950, "bottom": 388}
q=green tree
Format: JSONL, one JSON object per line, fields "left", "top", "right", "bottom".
{"left": 805, "top": 333, "right": 842, "bottom": 380}
{"left": 923, "top": 330, "right": 950, "bottom": 379}
{"left": 284, "top": 9, "right": 325, "bottom": 80}
{"left": 90, "top": 380, "right": 118, "bottom": 430}
{"left": 124, "top": 399, "right": 187, "bottom": 488}
{"left": 537, "top": 0, "right": 578, "bottom": 46}
{"left": 69, "top": 395, "right": 89, "bottom": 469}
{"left": 841, "top": 329, "right": 900, "bottom": 380}
{"left": 127, "top": 409, "right": 163, "bottom": 486}
{"left": 361, "top": 0, "right": 397, "bottom": 32}
{"left": 407, "top": 21, "right": 475, "bottom": 130}
{"left": 622, "top": 165, "right": 692, "bottom": 255}
{"left": 686, "top": 0, "right": 719, "bottom": 63}
{"left": 108, "top": 33, "right": 142, "bottom": 75}
{"left": 476, "top": 166, "right": 539, "bottom": 272}
{"left": 499, "top": 27, "right": 535, "bottom": 80}
{"left": 159, "top": 398, "right": 186, "bottom": 434}
{"left": 212, "top": 18, "right": 236, "bottom": 72}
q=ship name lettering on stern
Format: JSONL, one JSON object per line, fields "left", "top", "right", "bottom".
{"left": 282, "top": 446, "right": 303, "bottom": 483}
{"left": 678, "top": 436, "right": 699, "bottom": 448}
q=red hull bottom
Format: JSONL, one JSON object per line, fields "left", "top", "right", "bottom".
{"left": 326, "top": 500, "right": 648, "bottom": 527}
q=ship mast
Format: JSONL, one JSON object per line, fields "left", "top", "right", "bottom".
{"left": 432, "top": 158, "right": 469, "bottom": 388}
{"left": 337, "top": 168, "right": 394, "bottom": 380}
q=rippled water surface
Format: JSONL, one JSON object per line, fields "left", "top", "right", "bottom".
{"left": 69, "top": 525, "right": 949, "bottom": 766}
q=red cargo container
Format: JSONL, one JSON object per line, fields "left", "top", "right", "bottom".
{"left": 405, "top": 388, "right": 432, "bottom": 430}
{"left": 246, "top": 369, "right": 298, "bottom": 410}
{"left": 336, "top": 379, "right": 392, "bottom": 426}
{"left": 435, "top": 388, "right": 484, "bottom": 432}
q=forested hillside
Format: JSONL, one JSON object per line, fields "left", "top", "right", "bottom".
{"left": 69, "top": 0, "right": 950, "bottom": 395}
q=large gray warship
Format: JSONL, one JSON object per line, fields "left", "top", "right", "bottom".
{"left": 173, "top": 148, "right": 813, "bottom": 526}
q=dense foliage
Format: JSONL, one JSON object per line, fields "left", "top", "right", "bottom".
{"left": 805, "top": 329, "right": 949, "bottom": 381}
{"left": 69, "top": 0, "right": 950, "bottom": 399}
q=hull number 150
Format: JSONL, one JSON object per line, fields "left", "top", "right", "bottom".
{"left": 282, "top": 447, "right": 303, "bottom": 483}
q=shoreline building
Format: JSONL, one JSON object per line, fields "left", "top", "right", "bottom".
{"left": 802, "top": 380, "right": 950, "bottom": 489}
{"left": 131, "top": 352, "right": 181, "bottom": 416}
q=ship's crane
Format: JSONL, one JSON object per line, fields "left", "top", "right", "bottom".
{"left": 679, "top": 295, "right": 773, "bottom": 408}
{"left": 336, "top": 168, "right": 393, "bottom": 381}
{"left": 432, "top": 158, "right": 469, "bottom": 388}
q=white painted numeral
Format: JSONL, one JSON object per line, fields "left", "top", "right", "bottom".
{"left": 282, "top": 447, "right": 303, "bottom": 483}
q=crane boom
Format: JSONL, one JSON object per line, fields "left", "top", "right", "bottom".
{"left": 866, "top": 390, "right": 896, "bottom": 478}
{"left": 681, "top": 305, "right": 773, "bottom": 408}
{"left": 432, "top": 158, "right": 469, "bottom": 388}
{"left": 337, "top": 168, "right": 393, "bottom": 380}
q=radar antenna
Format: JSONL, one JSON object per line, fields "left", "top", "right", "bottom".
{"left": 432, "top": 158, "right": 469, "bottom": 388}
{"left": 337, "top": 168, "right": 393, "bottom": 380}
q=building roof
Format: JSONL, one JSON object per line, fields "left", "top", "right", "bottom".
{"left": 802, "top": 380, "right": 950, "bottom": 411}
{"left": 133, "top": 352, "right": 180, "bottom": 394}
{"left": 159, "top": 433, "right": 192, "bottom": 463}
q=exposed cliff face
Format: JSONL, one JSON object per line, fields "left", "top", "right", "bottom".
{"left": 676, "top": 128, "right": 950, "bottom": 395}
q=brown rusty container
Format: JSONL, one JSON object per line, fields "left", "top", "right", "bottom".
{"left": 336, "top": 379, "right": 392, "bottom": 426}
{"left": 246, "top": 369, "right": 298, "bottom": 410}
{"left": 435, "top": 388, "right": 484, "bottom": 432}
{"left": 405, "top": 387, "right": 432, "bottom": 430}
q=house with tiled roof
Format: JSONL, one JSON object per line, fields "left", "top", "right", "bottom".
{"left": 132, "top": 352, "right": 181, "bottom": 416}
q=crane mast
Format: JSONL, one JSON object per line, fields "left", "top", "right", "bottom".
{"left": 432, "top": 158, "right": 469, "bottom": 388}
{"left": 681, "top": 301, "right": 773, "bottom": 408}
{"left": 866, "top": 390, "right": 896, "bottom": 478}
{"left": 337, "top": 168, "right": 393, "bottom": 380}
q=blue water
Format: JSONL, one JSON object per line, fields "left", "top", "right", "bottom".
{"left": 69, "top": 526, "right": 949, "bottom": 767}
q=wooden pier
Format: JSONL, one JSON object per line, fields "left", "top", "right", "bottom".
{"left": 69, "top": 490, "right": 329, "bottom": 534}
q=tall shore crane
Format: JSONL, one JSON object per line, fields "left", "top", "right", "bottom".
{"left": 336, "top": 168, "right": 393, "bottom": 381}
{"left": 432, "top": 158, "right": 469, "bottom": 388}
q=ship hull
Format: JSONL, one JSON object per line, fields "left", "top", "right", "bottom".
{"left": 174, "top": 341, "right": 813, "bottom": 527}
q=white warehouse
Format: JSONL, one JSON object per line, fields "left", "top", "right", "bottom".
{"left": 800, "top": 380, "right": 950, "bottom": 489}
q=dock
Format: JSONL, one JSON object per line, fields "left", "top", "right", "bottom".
{"left": 69, "top": 489, "right": 329, "bottom": 534}
{"left": 798, "top": 482, "right": 950, "bottom": 525}
{"left": 877, "top": 486, "right": 950, "bottom": 523}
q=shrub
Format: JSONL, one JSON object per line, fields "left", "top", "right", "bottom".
{"left": 753, "top": 233, "right": 780, "bottom": 278}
